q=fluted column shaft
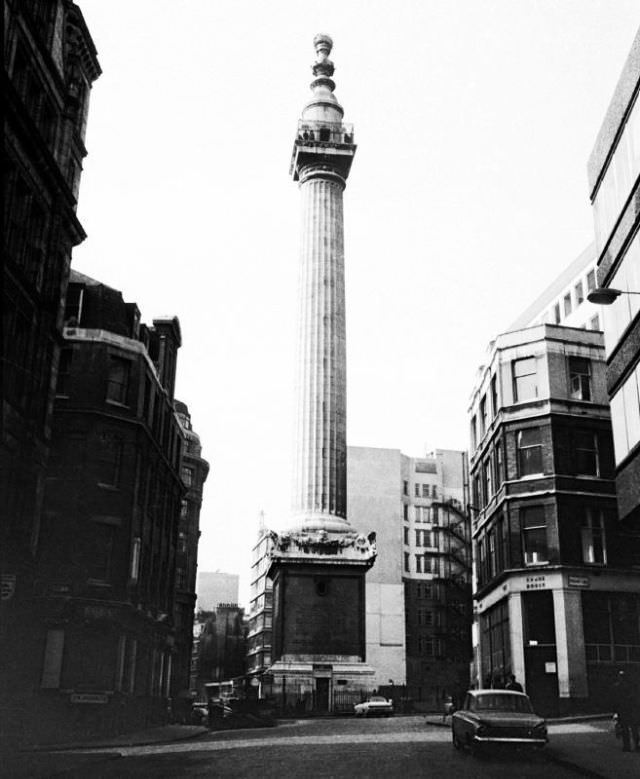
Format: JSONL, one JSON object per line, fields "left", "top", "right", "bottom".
{"left": 292, "top": 166, "right": 348, "bottom": 529}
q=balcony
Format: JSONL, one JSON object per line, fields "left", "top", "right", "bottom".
{"left": 295, "top": 120, "right": 354, "bottom": 146}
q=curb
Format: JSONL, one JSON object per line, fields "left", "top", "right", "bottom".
{"left": 22, "top": 726, "right": 210, "bottom": 754}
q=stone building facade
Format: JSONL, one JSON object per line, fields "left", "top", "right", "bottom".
{"left": 2, "top": 1, "right": 100, "bottom": 745}
{"left": 587, "top": 26, "right": 640, "bottom": 537}
{"left": 172, "top": 402, "right": 209, "bottom": 703}
{"left": 29, "top": 271, "right": 185, "bottom": 742}
{"left": 468, "top": 323, "right": 640, "bottom": 716}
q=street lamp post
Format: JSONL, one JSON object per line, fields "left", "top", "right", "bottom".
{"left": 587, "top": 287, "right": 640, "bottom": 305}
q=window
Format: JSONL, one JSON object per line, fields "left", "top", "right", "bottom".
{"left": 98, "top": 435, "right": 122, "bottom": 487}
{"left": 590, "top": 315, "right": 600, "bottom": 331}
{"left": 512, "top": 357, "right": 537, "bottom": 401}
{"left": 56, "top": 348, "right": 73, "bottom": 396}
{"left": 403, "top": 480, "right": 409, "bottom": 496}
{"left": 610, "top": 362, "right": 640, "bottom": 464}
{"left": 415, "top": 554, "right": 423, "bottom": 573}
{"left": 415, "top": 483, "right": 420, "bottom": 498}
{"left": 404, "top": 553, "right": 410, "bottom": 572}
{"left": 470, "top": 415, "right": 477, "bottom": 450}
{"left": 422, "top": 484, "right": 429, "bottom": 498}
{"left": 64, "top": 286, "right": 84, "bottom": 326}
{"left": 181, "top": 466, "right": 193, "bottom": 486}
{"left": 41, "top": 629, "right": 65, "bottom": 689}
{"left": 553, "top": 303, "right": 561, "bottom": 324}
{"left": 569, "top": 357, "right": 591, "bottom": 401}
{"left": 494, "top": 441, "right": 503, "bottom": 489}
{"left": 403, "top": 503, "right": 409, "bottom": 521}
{"left": 479, "top": 396, "right": 487, "bottom": 436}
{"left": 404, "top": 527, "right": 409, "bottom": 545}
{"left": 86, "top": 523, "right": 115, "bottom": 582}
{"left": 488, "top": 530, "right": 497, "bottom": 578}
{"left": 432, "top": 485, "right": 438, "bottom": 498}
{"left": 574, "top": 281, "right": 584, "bottom": 306}
{"left": 483, "top": 458, "right": 493, "bottom": 500}
{"left": 517, "top": 428, "right": 543, "bottom": 476}
{"left": 521, "top": 507, "right": 548, "bottom": 565}
{"left": 106, "top": 357, "right": 130, "bottom": 404}
{"left": 574, "top": 431, "right": 599, "bottom": 476}
{"left": 490, "top": 375, "right": 498, "bottom": 417}
{"left": 431, "top": 505, "right": 439, "bottom": 525}
{"left": 586, "top": 269, "right": 596, "bottom": 293}
{"left": 563, "top": 293, "right": 572, "bottom": 317}
{"left": 581, "top": 510, "right": 606, "bottom": 564}
{"left": 418, "top": 609, "right": 433, "bottom": 626}
{"left": 130, "top": 537, "right": 141, "bottom": 581}
{"left": 415, "top": 506, "right": 423, "bottom": 522}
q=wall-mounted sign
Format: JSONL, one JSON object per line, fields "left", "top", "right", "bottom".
{"left": 545, "top": 662, "right": 557, "bottom": 674}
{"left": 568, "top": 576, "right": 590, "bottom": 589}
{"left": 525, "top": 576, "right": 547, "bottom": 590}
{"left": 70, "top": 693, "right": 108, "bottom": 704}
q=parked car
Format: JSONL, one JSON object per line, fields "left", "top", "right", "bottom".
{"left": 190, "top": 702, "right": 209, "bottom": 725}
{"left": 354, "top": 695, "right": 394, "bottom": 717}
{"left": 451, "top": 689, "right": 547, "bottom": 755}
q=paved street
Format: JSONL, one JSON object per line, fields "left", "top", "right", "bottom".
{"left": 52, "top": 717, "right": 589, "bottom": 779}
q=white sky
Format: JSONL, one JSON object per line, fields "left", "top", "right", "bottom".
{"left": 75, "top": 1, "right": 639, "bottom": 607}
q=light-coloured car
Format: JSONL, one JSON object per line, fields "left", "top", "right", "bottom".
{"left": 354, "top": 695, "right": 394, "bottom": 717}
{"left": 451, "top": 690, "right": 547, "bottom": 755}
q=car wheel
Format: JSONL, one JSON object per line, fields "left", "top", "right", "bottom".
{"left": 468, "top": 737, "right": 483, "bottom": 759}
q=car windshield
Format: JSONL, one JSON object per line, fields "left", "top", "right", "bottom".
{"left": 473, "top": 694, "right": 533, "bottom": 713}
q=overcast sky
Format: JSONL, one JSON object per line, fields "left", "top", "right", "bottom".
{"left": 75, "top": 1, "right": 639, "bottom": 606}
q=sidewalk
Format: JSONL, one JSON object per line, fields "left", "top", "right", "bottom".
{"left": 1, "top": 724, "right": 208, "bottom": 779}
{"left": 426, "top": 714, "right": 639, "bottom": 779}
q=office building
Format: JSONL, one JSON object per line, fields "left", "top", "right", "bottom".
{"left": 196, "top": 571, "right": 240, "bottom": 612}
{"left": 587, "top": 27, "right": 640, "bottom": 536}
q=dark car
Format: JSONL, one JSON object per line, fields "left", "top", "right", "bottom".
{"left": 451, "top": 689, "right": 547, "bottom": 756}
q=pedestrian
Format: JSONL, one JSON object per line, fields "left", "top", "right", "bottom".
{"left": 505, "top": 674, "right": 524, "bottom": 693}
{"left": 613, "top": 670, "right": 640, "bottom": 752}
{"left": 442, "top": 695, "right": 454, "bottom": 722}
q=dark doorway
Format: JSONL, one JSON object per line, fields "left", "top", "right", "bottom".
{"left": 315, "top": 678, "right": 330, "bottom": 712}
{"left": 523, "top": 591, "right": 559, "bottom": 716}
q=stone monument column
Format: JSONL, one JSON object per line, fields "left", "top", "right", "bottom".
{"left": 266, "top": 35, "right": 376, "bottom": 714}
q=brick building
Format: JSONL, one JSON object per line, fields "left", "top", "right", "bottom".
{"left": 587, "top": 27, "right": 640, "bottom": 537}
{"left": 468, "top": 323, "right": 639, "bottom": 716}
{"left": 27, "top": 271, "right": 186, "bottom": 741}
{"left": 172, "top": 402, "right": 209, "bottom": 703}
